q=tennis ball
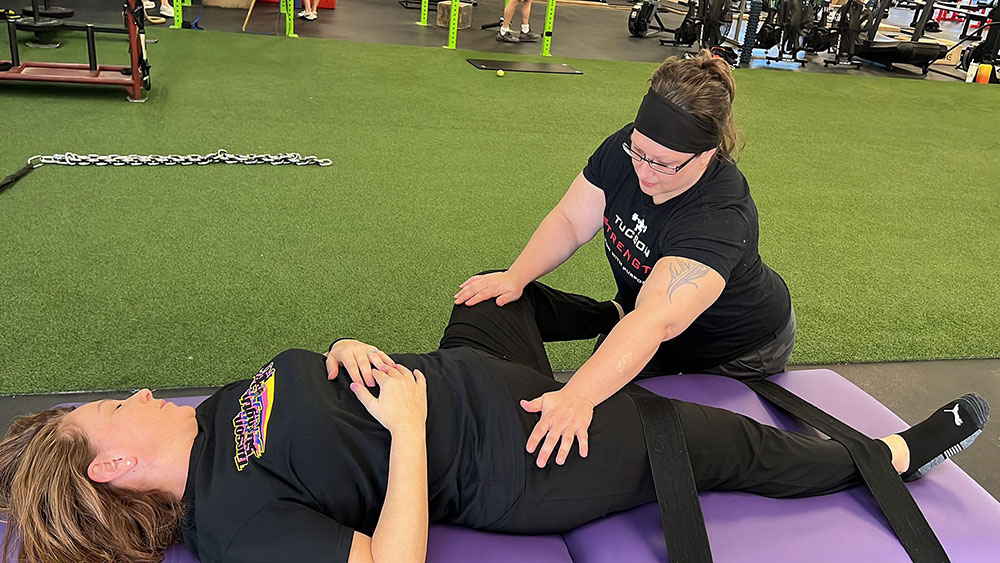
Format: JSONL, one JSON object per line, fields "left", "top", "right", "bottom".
{"left": 497, "top": 69, "right": 505, "bottom": 77}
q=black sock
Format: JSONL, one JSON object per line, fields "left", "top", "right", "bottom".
{"left": 898, "top": 393, "right": 989, "bottom": 481}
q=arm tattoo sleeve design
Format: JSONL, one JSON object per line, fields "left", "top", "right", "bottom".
{"left": 666, "top": 258, "right": 711, "bottom": 302}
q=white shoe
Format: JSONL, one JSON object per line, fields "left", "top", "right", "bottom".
{"left": 143, "top": 0, "right": 155, "bottom": 8}
{"left": 160, "top": 3, "right": 174, "bottom": 16}
{"left": 304, "top": 11, "right": 317, "bottom": 20}
{"left": 297, "top": 9, "right": 308, "bottom": 17}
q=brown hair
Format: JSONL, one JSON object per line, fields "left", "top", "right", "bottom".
{"left": 648, "top": 49, "right": 741, "bottom": 162}
{"left": 0, "top": 408, "right": 183, "bottom": 563}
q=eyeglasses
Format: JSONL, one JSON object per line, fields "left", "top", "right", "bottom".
{"left": 622, "top": 142, "right": 700, "bottom": 176}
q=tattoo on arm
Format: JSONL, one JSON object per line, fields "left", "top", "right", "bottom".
{"left": 666, "top": 259, "right": 711, "bottom": 302}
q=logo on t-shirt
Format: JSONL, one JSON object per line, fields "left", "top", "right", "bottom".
{"left": 604, "top": 212, "right": 654, "bottom": 283}
{"left": 233, "top": 362, "right": 276, "bottom": 471}
{"left": 630, "top": 213, "right": 648, "bottom": 237}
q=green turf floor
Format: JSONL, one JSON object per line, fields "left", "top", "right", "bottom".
{"left": 1, "top": 28, "right": 998, "bottom": 393}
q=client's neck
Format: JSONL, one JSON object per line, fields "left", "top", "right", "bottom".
{"left": 133, "top": 420, "right": 199, "bottom": 501}
{"left": 162, "top": 427, "right": 199, "bottom": 500}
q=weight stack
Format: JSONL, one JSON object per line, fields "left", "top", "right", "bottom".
{"left": 740, "top": 0, "right": 762, "bottom": 66}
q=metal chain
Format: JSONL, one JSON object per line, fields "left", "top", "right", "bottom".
{"left": 26, "top": 149, "right": 332, "bottom": 168}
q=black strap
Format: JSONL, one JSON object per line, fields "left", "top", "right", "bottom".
{"left": 626, "top": 385, "right": 713, "bottom": 563}
{"left": 743, "top": 379, "right": 950, "bottom": 563}
{"left": 0, "top": 162, "right": 37, "bottom": 195}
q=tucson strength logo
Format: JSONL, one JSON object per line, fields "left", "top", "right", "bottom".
{"left": 604, "top": 213, "right": 654, "bottom": 278}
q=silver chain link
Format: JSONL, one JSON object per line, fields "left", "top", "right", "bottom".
{"left": 28, "top": 150, "right": 332, "bottom": 168}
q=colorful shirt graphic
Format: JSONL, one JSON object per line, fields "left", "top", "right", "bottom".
{"left": 233, "top": 362, "right": 276, "bottom": 471}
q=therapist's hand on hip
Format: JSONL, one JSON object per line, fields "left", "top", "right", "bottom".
{"left": 520, "top": 388, "right": 594, "bottom": 468}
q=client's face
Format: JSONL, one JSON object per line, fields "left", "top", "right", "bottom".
{"left": 629, "top": 130, "right": 713, "bottom": 203}
{"left": 65, "top": 389, "right": 197, "bottom": 472}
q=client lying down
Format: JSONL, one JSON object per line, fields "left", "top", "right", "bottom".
{"left": 0, "top": 282, "right": 989, "bottom": 563}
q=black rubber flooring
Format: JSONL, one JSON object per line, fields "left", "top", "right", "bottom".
{"left": 24, "top": 0, "right": 977, "bottom": 80}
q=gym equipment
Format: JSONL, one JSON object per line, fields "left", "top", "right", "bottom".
{"left": 739, "top": 0, "right": 763, "bottom": 64}
{"left": 447, "top": 0, "right": 556, "bottom": 55}
{"left": 467, "top": 58, "right": 582, "bottom": 73}
{"left": 240, "top": 0, "right": 297, "bottom": 37}
{"left": 1, "top": 150, "right": 333, "bottom": 195}
{"left": 702, "top": 0, "right": 734, "bottom": 44}
{"left": 628, "top": 0, "right": 670, "bottom": 37}
{"left": 824, "top": 0, "right": 868, "bottom": 66}
{"left": 2, "top": 368, "right": 998, "bottom": 561}
{"left": 400, "top": 0, "right": 475, "bottom": 10}
{"left": 824, "top": 0, "right": 947, "bottom": 72}
{"left": 710, "top": 43, "right": 739, "bottom": 63}
{"left": 654, "top": 0, "right": 732, "bottom": 49}
{"left": 726, "top": 0, "right": 750, "bottom": 51}
{"left": 755, "top": 0, "right": 782, "bottom": 50}
{"left": 899, "top": 0, "right": 992, "bottom": 39}
{"left": 762, "top": 0, "right": 810, "bottom": 65}
{"left": 749, "top": 0, "right": 833, "bottom": 66}
{"left": 21, "top": 0, "right": 72, "bottom": 20}
{"left": 890, "top": 1, "right": 999, "bottom": 80}
{"left": 659, "top": 0, "right": 701, "bottom": 46}
{"left": 628, "top": 385, "right": 711, "bottom": 562}
{"left": 1, "top": 0, "right": 151, "bottom": 101}
{"left": 956, "top": 4, "right": 999, "bottom": 82}
{"left": 402, "top": 0, "right": 474, "bottom": 34}
{"left": 803, "top": 0, "right": 835, "bottom": 52}
{"left": 12, "top": 0, "right": 62, "bottom": 48}
{"left": 536, "top": 0, "right": 559, "bottom": 56}
{"left": 162, "top": 0, "right": 202, "bottom": 30}
{"left": 629, "top": 0, "right": 744, "bottom": 55}
{"left": 840, "top": 0, "right": 948, "bottom": 73}
{"left": 949, "top": 1, "right": 995, "bottom": 39}
{"left": 481, "top": 16, "right": 501, "bottom": 30}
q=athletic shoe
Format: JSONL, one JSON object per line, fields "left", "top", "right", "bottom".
{"left": 143, "top": 0, "right": 156, "bottom": 8}
{"left": 519, "top": 30, "right": 540, "bottom": 42}
{"left": 496, "top": 30, "right": 519, "bottom": 43}
{"left": 297, "top": 9, "right": 309, "bottom": 17}
{"left": 160, "top": 4, "right": 174, "bottom": 16}
{"left": 304, "top": 12, "right": 317, "bottom": 20}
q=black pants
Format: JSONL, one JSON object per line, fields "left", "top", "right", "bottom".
{"left": 440, "top": 278, "right": 883, "bottom": 534}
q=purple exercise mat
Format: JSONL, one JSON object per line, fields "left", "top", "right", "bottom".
{"left": 3, "top": 369, "right": 998, "bottom": 562}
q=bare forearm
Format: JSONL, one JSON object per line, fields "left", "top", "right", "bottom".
{"left": 565, "top": 256, "right": 726, "bottom": 406}
{"left": 563, "top": 310, "right": 669, "bottom": 406}
{"left": 508, "top": 208, "right": 585, "bottom": 286}
{"left": 371, "top": 427, "right": 428, "bottom": 563}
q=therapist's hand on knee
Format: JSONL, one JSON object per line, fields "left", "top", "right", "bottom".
{"left": 521, "top": 389, "right": 594, "bottom": 468}
{"left": 455, "top": 271, "right": 525, "bottom": 307}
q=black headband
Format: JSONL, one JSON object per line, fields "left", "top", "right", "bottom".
{"left": 633, "top": 88, "right": 719, "bottom": 154}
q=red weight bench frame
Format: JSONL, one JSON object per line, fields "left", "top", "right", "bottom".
{"left": 0, "top": 0, "right": 150, "bottom": 101}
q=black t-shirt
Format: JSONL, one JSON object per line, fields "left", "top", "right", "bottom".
{"left": 180, "top": 347, "right": 524, "bottom": 563}
{"left": 582, "top": 124, "right": 791, "bottom": 371}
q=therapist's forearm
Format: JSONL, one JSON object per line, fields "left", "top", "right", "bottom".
{"left": 563, "top": 310, "right": 671, "bottom": 406}
{"left": 507, "top": 208, "right": 586, "bottom": 286}
{"left": 370, "top": 427, "right": 428, "bottom": 563}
